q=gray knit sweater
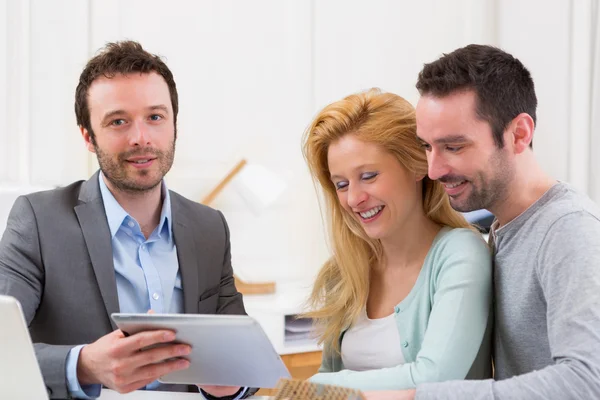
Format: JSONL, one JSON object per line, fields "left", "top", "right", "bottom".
{"left": 416, "top": 183, "right": 600, "bottom": 400}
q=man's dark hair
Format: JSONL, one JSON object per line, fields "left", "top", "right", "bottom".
{"left": 416, "top": 44, "right": 537, "bottom": 148}
{"left": 75, "top": 40, "right": 178, "bottom": 143}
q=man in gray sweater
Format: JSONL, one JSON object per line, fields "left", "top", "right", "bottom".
{"left": 365, "top": 45, "right": 600, "bottom": 400}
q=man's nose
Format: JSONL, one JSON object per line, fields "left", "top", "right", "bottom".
{"left": 129, "top": 121, "right": 151, "bottom": 146}
{"left": 427, "top": 151, "right": 450, "bottom": 181}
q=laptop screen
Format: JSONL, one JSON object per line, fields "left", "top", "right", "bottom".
{"left": 0, "top": 295, "right": 49, "bottom": 400}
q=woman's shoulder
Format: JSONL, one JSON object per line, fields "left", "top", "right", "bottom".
{"left": 434, "top": 226, "right": 488, "bottom": 249}
{"left": 427, "top": 226, "right": 492, "bottom": 269}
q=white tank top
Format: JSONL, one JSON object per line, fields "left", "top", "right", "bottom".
{"left": 341, "top": 308, "right": 406, "bottom": 371}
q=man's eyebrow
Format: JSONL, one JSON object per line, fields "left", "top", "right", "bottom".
{"left": 147, "top": 105, "right": 169, "bottom": 113}
{"left": 417, "top": 135, "right": 471, "bottom": 145}
{"left": 101, "top": 110, "right": 127, "bottom": 125}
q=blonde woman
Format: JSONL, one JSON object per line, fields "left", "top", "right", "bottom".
{"left": 302, "top": 88, "right": 492, "bottom": 391}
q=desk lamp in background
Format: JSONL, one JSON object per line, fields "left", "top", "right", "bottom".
{"left": 200, "top": 159, "right": 287, "bottom": 295}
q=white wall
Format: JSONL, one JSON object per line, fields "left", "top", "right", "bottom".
{"left": 495, "top": 0, "right": 599, "bottom": 194}
{"left": 495, "top": 0, "right": 572, "bottom": 184}
{"left": 1, "top": 0, "right": 592, "bottom": 283}
{"left": 1, "top": 0, "right": 89, "bottom": 187}
{"left": 0, "top": 0, "right": 89, "bottom": 229}
{"left": 314, "top": 0, "right": 495, "bottom": 107}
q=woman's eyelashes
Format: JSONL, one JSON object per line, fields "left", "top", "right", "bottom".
{"left": 334, "top": 172, "right": 379, "bottom": 191}
{"left": 361, "top": 172, "right": 379, "bottom": 181}
{"left": 335, "top": 181, "right": 349, "bottom": 190}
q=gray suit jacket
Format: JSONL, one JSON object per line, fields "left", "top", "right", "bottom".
{"left": 0, "top": 172, "right": 250, "bottom": 399}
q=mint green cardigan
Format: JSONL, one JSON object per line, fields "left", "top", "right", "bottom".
{"left": 310, "top": 227, "right": 493, "bottom": 391}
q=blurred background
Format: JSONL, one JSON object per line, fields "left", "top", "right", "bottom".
{"left": 0, "top": 0, "right": 598, "bottom": 286}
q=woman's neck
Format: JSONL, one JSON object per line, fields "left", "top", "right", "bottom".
{"left": 379, "top": 213, "right": 441, "bottom": 270}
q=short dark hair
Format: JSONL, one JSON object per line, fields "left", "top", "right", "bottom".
{"left": 75, "top": 40, "right": 178, "bottom": 143}
{"left": 416, "top": 44, "right": 537, "bottom": 148}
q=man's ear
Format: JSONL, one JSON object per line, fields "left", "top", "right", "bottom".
{"left": 80, "top": 126, "right": 96, "bottom": 153}
{"left": 508, "top": 113, "right": 535, "bottom": 154}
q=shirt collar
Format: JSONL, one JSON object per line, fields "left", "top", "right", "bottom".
{"left": 98, "top": 173, "right": 173, "bottom": 240}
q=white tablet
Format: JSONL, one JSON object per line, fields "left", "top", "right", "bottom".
{"left": 111, "top": 313, "right": 290, "bottom": 388}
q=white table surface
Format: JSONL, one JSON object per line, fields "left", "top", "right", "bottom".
{"left": 98, "top": 389, "right": 268, "bottom": 399}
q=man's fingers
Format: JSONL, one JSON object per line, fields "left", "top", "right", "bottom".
{"left": 132, "top": 358, "right": 190, "bottom": 385}
{"left": 129, "top": 343, "right": 191, "bottom": 369}
{"left": 120, "top": 330, "right": 177, "bottom": 354}
{"left": 109, "top": 358, "right": 189, "bottom": 393}
{"left": 109, "top": 329, "right": 127, "bottom": 339}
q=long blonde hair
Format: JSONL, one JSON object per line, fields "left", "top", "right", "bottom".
{"left": 302, "top": 88, "right": 470, "bottom": 353}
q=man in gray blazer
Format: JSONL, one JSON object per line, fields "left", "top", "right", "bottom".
{"left": 0, "top": 41, "right": 254, "bottom": 400}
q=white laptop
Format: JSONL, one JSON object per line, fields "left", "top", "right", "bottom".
{"left": 0, "top": 295, "right": 49, "bottom": 400}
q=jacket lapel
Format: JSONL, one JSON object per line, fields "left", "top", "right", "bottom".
{"left": 74, "top": 171, "right": 120, "bottom": 329}
{"left": 171, "top": 193, "right": 208, "bottom": 314}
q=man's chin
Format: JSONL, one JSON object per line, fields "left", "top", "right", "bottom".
{"left": 446, "top": 183, "right": 477, "bottom": 212}
{"left": 449, "top": 195, "right": 490, "bottom": 213}
{"left": 129, "top": 180, "right": 162, "bottom": 192}
{"left": 112, "top": 177, "right": 163, "bottom": 193}
{"left": 450, "top": 203, "right": 476, "bottom": 213}
{"left": 448, "top": 195, "right": 478, "bottom": 213}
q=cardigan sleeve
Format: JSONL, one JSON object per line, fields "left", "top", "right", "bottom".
{"left": 317, "top": 341, "right": 336, "bottom": 373}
